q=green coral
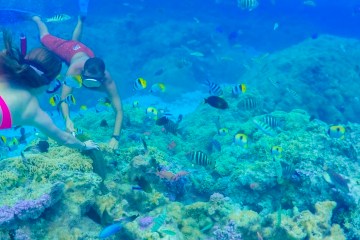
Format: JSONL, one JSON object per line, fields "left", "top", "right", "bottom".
{"left": 264, "top": 201, "right": 345, "bottom": 240}
{"left": 230, "top": 210, "right": 262, "bottom": 236}
{"left": 0, "top": 170, "right": 19, "bottom": 190}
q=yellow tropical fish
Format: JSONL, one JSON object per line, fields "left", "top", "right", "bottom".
{"left": 64, "top": 75, "right": 82, "bottom": 88}
{"left": 146, "top": 107, "right": 158, "bottom": 117}
{"left": 95, "top": 98, "right": 112, "bottom": 113}
{"left": 7, "top": 137, "right": 19, "bottom": 151}
{"left": 328, "top": 125, "right": 345, "bottom": 139}
{"left": 133, "top": 78, "right": 147, "bottom": 91}
{"left": 64, "top": 94, "right": 76, "bottom": 105}
{"left": 0, "top": 136, "right": 7, "bottom": 144}
{"left": 132, "top": 101, "right": 139, "bottom": 108}
{"left": 45, "top": 14, "right": 72, "bottom": 23}
{"left": 150, "top": 83, "right": 166, "bottom": 93}
{"left": 234, "top": 133, "right": 248, "bottom": 148}
{"left": 78, "top": 105, "right": 88, "bottom": 116}
{"left": 232, "top": 84, "right": 246, "bottom": 96}
{"left": 9, "top": 137, "right": 18, "bottom": 146}
{"left": 217, "top": 128, "right": 229, "bottom": 136}
{"left": 49, "top": 94, "right": 61, "bottom": 107}
{"left": 271, "top": 146, "right": 283, "bottom": 159}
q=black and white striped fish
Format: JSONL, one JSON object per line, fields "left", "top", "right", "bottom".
{"left": 262, "top": 115, "right": 285, "bottom": 128}
{"left": 280, "top": 161, "right": 295, "bottom": 180}
{"left": 238, "top": 0, "right": 259, "bottom": 11}
{"left": 187, "top": 151, "right": 214, "bottom": 167}
{"left": 204, "top": 79, "right": 223, "bottom": 96}
{"left": 253, "top": 119, "right": 276, "bottom": 136}
{"left": 163, "top": 114, "right": 183, "bottom": 136}
{"left": 237, "top": 96, "right": 260, "bottom": 111}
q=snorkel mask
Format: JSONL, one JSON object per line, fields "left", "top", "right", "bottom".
{"left": 27, "top": 63, "right": 60, "bottom": 94}
{"left": 63, "top": 72, "right": 105, "bottom": 89}
{"left": 81, "top": 72, "right": 105, "bottom": 88}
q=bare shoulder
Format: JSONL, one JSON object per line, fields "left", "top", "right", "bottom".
{"left": 19, "top": 93, "right": 40, "bottom": 119}
{"left": 3, "top": 88, "right": 32, "bottom": 107}
{"left": 2, "top": 88, "right": 37, "bottom": 125}
{"left": 104, "top": 71, "right": 117, "bottom": 85}
{"left": 67, "top": 61, "right": 86, "bottom": 75}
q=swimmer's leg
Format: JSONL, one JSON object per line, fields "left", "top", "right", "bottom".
{"left": 32, "top": 16, "right": 49, "bottom": 39}
{"left": 79, "top": 0, "right": 90, "bottom": 19}
{"left": 72, "top": 16, "right": 84, "bottom": 41}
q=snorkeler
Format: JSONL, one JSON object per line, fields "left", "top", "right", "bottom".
{"left": 0, "top": 30, "right": 99, "bottom": 151}
{"left": 31, "top": 14, "right": 124, "bottom": 150}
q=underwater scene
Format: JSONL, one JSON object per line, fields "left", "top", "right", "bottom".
{"left": 1, "top": 0, "right": 360, "bottom": 239}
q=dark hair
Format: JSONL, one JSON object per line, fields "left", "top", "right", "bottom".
{"left": 84, "top": 57, "right": 105, "bottom": 77}
{"left": 0, "top": 30, "right": 62, "bottom": 88}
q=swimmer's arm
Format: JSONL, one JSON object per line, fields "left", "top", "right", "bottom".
{"left": 60, "top": 84, "right": 73, "bottom": 120}
{"left": 25, "top": 100, "right": 84, "bottom": 150}
{"left": 104, "top": 74, "right": 123, "bottom": 137}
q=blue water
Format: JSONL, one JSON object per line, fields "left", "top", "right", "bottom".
{"left": 1, "top": 0, "right": 360, "bottom": 239}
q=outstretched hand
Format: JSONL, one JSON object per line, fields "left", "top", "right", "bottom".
{"left": 83, "top": 140, "right": 99, "bottom": 150}
{"left": 65, "top": 118, "right": 75, "bottom": 133}
{"left": 108, "top": 138, "right": 119, "bottom": 150}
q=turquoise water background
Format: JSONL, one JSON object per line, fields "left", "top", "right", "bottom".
{"left": 1, "top": 1, "right": 360, "bottom": 239}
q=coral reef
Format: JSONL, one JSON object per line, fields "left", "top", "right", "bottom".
{"left": 138, "top": 216, "right": 154, "bottom": 229}
{"left": 262, "top": 201, "right": 346, "bottom": 240}
{"left": 0, "top": 182, "right": 64, "bottom": 230}
{"left": 212, "top": 220, "right": 243, "bottom": 240}
{"left": 1, "top": 68, "right": 360, "bottom": 239}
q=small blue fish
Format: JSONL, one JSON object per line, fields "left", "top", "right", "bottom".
{"left": 99, "top": 215, "right": 138, "bottom": 238}
{"left": 132, "top": 186, "right": 143, "bottom": 191}
{"left": 99, "top": 222, "right": 122, "bottom": 238}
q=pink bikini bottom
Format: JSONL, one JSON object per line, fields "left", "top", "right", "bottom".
{"left": 0, "top": 96, "right": 12, "bottom": 129}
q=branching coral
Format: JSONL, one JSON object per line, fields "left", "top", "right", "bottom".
{"left": 0, "top": 170, "right": 19, "bottom": 190}
{"left": 148, "top": 191, "right": 166, "bottom": 207}
{"left": 264, "top": 201, "right": 345, "bottom": 240}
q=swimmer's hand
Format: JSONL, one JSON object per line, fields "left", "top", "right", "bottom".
{"left": 108, "top": 138, "right": 119, "bottom": 150}
{"left": 65, "top": 118, "right": 75, "bottom": 133}
{"left": 82, "top": 140, "right": 99, "bottom": 151}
